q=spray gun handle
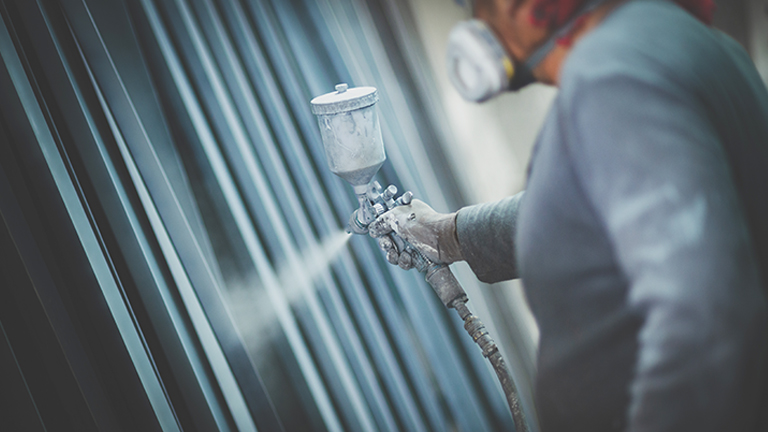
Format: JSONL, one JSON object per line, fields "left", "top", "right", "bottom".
{"left": 388, "top": 232, "right": 468, "bottom": 309}
{"left": 425, "top": 264, "right": 468, "bottom": 308}
{"left": 348, "top": 181, "right": 466, "bottom": 305}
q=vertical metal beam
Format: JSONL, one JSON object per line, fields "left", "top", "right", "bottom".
{"left": 0, "top": 8, "right": 180, "bottom": 431}
{"left": 137, "top": 1, "right": 346, "bottom": 430}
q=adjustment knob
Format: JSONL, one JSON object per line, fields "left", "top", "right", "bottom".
{"left": 398, "top": 191, "right": 413, "bottom": 205}
{"left": 383, "top": 185, "right": 397, "bottom": 200}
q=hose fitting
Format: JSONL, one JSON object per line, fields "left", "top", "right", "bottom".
{"left": 425, "top": 264, "right": 467, "bottom": 308}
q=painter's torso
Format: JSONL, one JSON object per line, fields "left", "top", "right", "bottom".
{"left": 515, "top": 0, "right": 768, "bottom": 430}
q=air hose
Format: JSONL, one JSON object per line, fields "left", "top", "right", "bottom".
{"left": 426, "top": 264, "right": 529, "bottom": 432}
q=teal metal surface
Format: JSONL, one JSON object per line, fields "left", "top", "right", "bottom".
{"left": 0, "top": 0, "right": 520, "bottom": 430}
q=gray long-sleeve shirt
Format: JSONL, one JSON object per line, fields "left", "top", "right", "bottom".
{"left": 456, "top": 1, "right": 768, "bottom": 431}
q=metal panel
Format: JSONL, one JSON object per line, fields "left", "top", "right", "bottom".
{"left": 0, "top": 0, "right": 525, "bottom": 430}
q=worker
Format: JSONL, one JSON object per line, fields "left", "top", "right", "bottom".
{"left": 369, "top": 0, "right": 768, "bottom": 430}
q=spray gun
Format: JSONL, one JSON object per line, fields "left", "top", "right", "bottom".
{"left": 311, "top": 84, "right": 528, "bottom": 432}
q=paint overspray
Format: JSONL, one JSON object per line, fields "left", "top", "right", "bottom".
{"left": 228, "top": 230, "right": 351, "bottom": 350}
{"left": 276, "top": 230, "right": 352, "bottom": 304}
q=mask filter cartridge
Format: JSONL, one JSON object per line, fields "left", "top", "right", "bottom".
{"left": 446, "top": 20, "right": 514, "bottom": 103}
{"left": 447, "top": 0, "right": 608, "bottom": 102}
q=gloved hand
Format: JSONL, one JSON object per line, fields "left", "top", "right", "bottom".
{"left": 368, "top": 199, "right": 462, "bottom": 270}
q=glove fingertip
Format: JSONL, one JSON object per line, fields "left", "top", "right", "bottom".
{"left": 398, "top": 251, "right": 413, "bottom": 270}
{"left": 386, "top": 249, "right": 399, "bottom": 265}
{"left": 378, "top": 237, "right": 394, "bottom": 251}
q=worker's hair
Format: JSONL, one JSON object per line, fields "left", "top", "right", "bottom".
{"left": 530, "top": 0, "right": 716, "bottom": 28}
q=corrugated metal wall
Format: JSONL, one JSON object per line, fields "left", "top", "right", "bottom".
{"left": 0, "top": 0, "right": 528, "bottom": 430}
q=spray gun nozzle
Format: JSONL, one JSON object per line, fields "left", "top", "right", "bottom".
{"left": 346, "top": 208, "right": 370, "bottom": 235}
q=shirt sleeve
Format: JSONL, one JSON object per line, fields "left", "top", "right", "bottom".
{"left": 456, "top": 192, "right": 524, "bottom": 283}
{"left": 567, "top": 73, "right": 768, "bottom": 431}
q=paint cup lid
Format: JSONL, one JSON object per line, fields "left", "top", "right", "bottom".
{"left": 310, "top": 83, "right": 379, "bottom": 115}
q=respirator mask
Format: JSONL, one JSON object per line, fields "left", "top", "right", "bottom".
{"left": 446, "top": 20, "right": 534, "bottom": 102}
{"left": 446, "top": 0, "right": 607, "bottom": 102}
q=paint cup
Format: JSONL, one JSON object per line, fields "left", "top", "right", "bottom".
{"left": 310, "top": 83, "right": 385, "bottom": 194}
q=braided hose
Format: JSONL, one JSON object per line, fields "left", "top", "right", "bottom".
{"left": 453, "top": 300, "right": 529, "bottom": 432}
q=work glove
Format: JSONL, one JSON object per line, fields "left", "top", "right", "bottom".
{"left": 368, "top": 199, "right": 462, "bottom": 270}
